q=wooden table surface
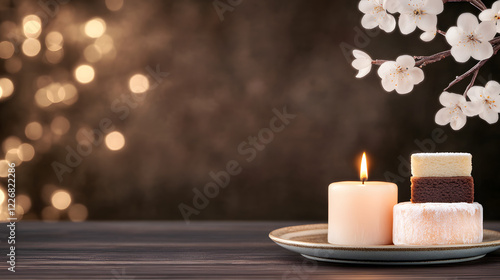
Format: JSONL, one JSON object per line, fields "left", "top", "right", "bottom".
{"left": 0, "top": 221, "right": 499, "bottom": 279}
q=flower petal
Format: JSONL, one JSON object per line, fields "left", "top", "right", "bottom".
{"left": 396, "top": 55, "right": 415, "bottom": 68}
{"left": 479, "top": 108, "right": 499, "bottom": 124}
{"left": 445, "top": 27, "right": 463, "bottom": 46}
{"left": 383, "top": 0, "right": 400, "bottom": 13}
{"left": 435, "top": 107, "right": 451, "bottom": 125}
{"left": 356, "top": 65, "right": 372, "bottom": 78}
{"left": 451, "top": 45, "right": 472, "bottom": 63}
{"left": 485, "top": 81, "right": 500, "bottom": 95}
{"left": 476, "top": 21, "right": 497, "bottom": 41}
{"left": 352, "top": 58, "right": 371, "bottom": 70}
{"left": 471, "top": 42, "right": 493, "bottom": 61}
{"left": 416, "top": 14, "right": 437, "bottom": 32}
{"left": 479, "top": 9, "right": 498, "bottom": 22}
{"left": 395, "top": 78, "right": 414, "bottom": 94}
{"left": 492, "top": 1, "right": 500, "bottom": 11}
{"left": 379, "top": 14, "right": 396, "bottom": 32}
{"left": 461, "top": 101, "right": 483, "bottom": 116}
{"left": 439, "top": 91, "right": 462, "bottom": 107}
{"left": 377, "top": 61, "right": 397, "bottom": 77}
{"left": 450, "top": 112, "right": 467, "bottom": 130}
{"left": 420, "top": 30, "right": 437, "bottom": 41}
{"left": 408, "top": 67, "right": 424, "bottom": 84}
{"left": 362, "top": 14, "right": 379, "bottom": 29}
{"left": 359, "top": 0, "right": 377, "bottom": 13}
{"left": 399, "top": 13, "right": 417, "bottom": 34}
{"left": 457, "top": 13, "right": 479, "bottom": 34}
{"left": 353, "top": 50, "right": 371, "bottom": 60}
{"left": 492, "top": 95, "right": 500, "bottom": 112}
{"left": 467, "top": 86, "right": 484, "bottom": 102}
{"left": 424, "top": 0, "right": 444, "bottom": 14}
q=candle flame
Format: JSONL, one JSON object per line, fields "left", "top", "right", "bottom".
{"left": 360, "top": 152, "right": 368, "bottom": 184}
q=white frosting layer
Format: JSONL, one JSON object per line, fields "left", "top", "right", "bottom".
{"left": 411, "top": 152, "right": 472, "bottom": 177}
{"left": 393, "top": 202, "right": 483, "bottom": 245}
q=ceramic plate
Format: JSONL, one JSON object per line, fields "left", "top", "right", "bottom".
{"left": 269, "top": 224, "right": 500, "bottom": 265}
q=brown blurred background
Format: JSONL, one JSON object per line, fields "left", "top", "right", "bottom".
{"left": 0, "top": 0, "right": 499, "bottom": 221}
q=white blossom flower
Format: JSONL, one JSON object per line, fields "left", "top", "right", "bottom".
{"left": 479, "top": 1, "right": 500, "bottom": 33}
{"left": 398, "top": 0, "right": 444, "bottom": 34}
{"left": 352, "top": 50, "right": 372, "bottom": 78}
{"left": 435, "top": 92, "right": 481, "bottom": 130}
{"left": 377, "top": 55, "right": 424, "bottom": 94}
{"left": 467, "top": 81, "right": 500, "bottom": 124}
{"left": 359, "top": 0, "right": 396, "bottom": 32}
{"left": 420, "top": 28, "right": 437, "bottom": 42}
{"left": 446, "top": 13, "right": 496, "bottom": 63}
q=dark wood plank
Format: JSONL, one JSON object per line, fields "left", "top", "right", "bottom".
{"left": 0, "top": 221, "right": 498, "bottom": 279}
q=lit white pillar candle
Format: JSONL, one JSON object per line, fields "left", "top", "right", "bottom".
{"left": 328, "top": 153, "right": 398, "bottom": 245}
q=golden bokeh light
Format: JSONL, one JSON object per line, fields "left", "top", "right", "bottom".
{"left": 23, "top": 15, "right": 42, "bottom": 38}
{"left": 95, "top": 34, "right": 114, "bottom": 54}
{"left": 84, "top": 18, "right": 106, "bottom": 38}
{"left": 0, "top": 160, "right": 9, "bottom": 178}
{"left": 105, "top": 0, "right": 124, "bottom": 11}
{"left": 61, "top": 83, "right": 78, "bottom": 105}
{"left": 45, "top": 49, "right": 64, "bottom": 64}
{"left": 51, "top": 190, "right": 72, "bottom": 210}
{"left": 41, "top": 206, "right": 60, "bottom": 221}
{"left": 17, "top": 143, "right": 35, "bottom": 161}
{"left": 15, "top": 205, "right": 25, "bottom": 220}
{"left": 83, "top": 44, "right": 102, "bottom": 63}
{"left": 5, "top": 57, "right": 22, "bottom": 73}
{"left": 2, "top": 136, "right": 21, "bottom": 153}
{"left": 46, "top": 83, "right": 65, "bottom": 103}
{"left": 0, "top": 41, "right": 15, "bottom": 59}
{"left": 76, "top": 126, "right": 93, "bottom": 146}
{"left": 17, "top": 194, "right": 32, "bottom": 213}
{"left": 45, "top": 31, "right": 64, "bottom": 51}
{"left": 6, "top": 149, "right": 22, "bottom": 165}
{"left": 68, "top": 204, "right": 89, "bottom": 222}
{"left": 22, "top": 38, "right": 41, "bottom": 57}
{"left": 74, "top": 64, "right": 95, "bottom": 84}
{"left": 129, "top": 74, "right": 150, "bottom": 93}
{"left": 35, "top": 88, "right": 51, "bottom": 108}
{"left": 105, "top": 131, "right": 125, "bottom": 151}
{"left": 25, "top": 121, "right": 43, "bottom": 140}
{"left": 0, "top": 78, "right": 14, "bottom": 99}
{"left": 50, "top": 116, "right": 71, "bottom": 135}
{"left": 0, "top": 187, "right": 5, "bottom": 205}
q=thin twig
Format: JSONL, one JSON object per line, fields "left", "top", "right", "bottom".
{"left": 437, "top": 30, "right": 446, "bottom": 36}
{"left": 444, "top": 42, "right": 500, "bottom": 93}
{"left": 443, "top": 0, "right": 487, "bottom": 10}
{"left": 372, "top": 59, "right": 389, "bottom": 66}
{"left": 415, "top": 50, "right": 452, "bottom": 67}
{"left": 463, "top": 67, "right": 481, "bottom": 96}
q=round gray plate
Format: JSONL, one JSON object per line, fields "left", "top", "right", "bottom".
{"left": 269, "top": 224, "right": 500, "bottom": 265}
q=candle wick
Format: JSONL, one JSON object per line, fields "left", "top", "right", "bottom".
{"left": 362, "top": 178, "right": 366, "bottom": 185}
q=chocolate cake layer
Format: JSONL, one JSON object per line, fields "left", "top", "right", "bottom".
{"left": 411, "top": 176, "right": 474, "bottom": 203}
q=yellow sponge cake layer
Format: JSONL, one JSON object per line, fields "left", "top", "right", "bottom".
{"left": 411, "top": 152, "right": 472, "bottom": 177}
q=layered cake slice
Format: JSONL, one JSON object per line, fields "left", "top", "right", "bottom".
{"left": 411, "top": 153, "right": 474, "bottom": 203}
{"left": 393, "top": 152, "right": 483, "bottom": 246}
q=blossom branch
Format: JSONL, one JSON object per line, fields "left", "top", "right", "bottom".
{"left": 444, "top": 43, "right": 500, "bottom": 93}
{"left": 415, "top": 50, "right": 452, "bottom": 67}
